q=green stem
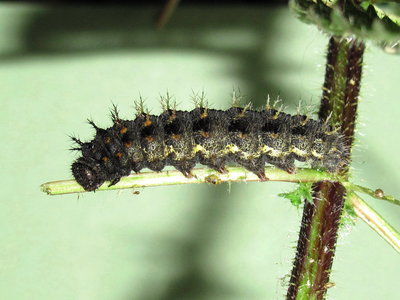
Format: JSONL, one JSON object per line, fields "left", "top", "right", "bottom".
{"left": 348, "top": 191, "right": 400, "bottom": 254}
{"left": 41, "top": 166, "right": 400, "bottom": 255}
{"left": 41, "top": 165, "right": 400, "bottom": 257}
{"left": 41, "top": 166, "right": 339, "bottom": 195}
{"left": 289, "top": 181, "right": 346, "bottom": 300}
{"left": 344, "top": 183, "right": 400, "bottom": 206}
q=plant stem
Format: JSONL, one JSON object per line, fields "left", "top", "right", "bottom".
{"left": 348, "top": 191, "right": 400, "bottom": 254}
{"left": 155, "top": 0, "right": 181, "bottom": 29}
{"left": 319, "top": 36, "right": 365, "bottom": 170}
{"left": 41, "top": 166, "right": 339, "bottom": 195}
{"left": 287, "top": 36, "right": 365, "bottom": 300}
{"left": 287, "top": 181, "right": 346, "bottom": 299}
{"left": 345, "top": 183, "right": 400, "bottom": 207}
{"left": 41, "top": 166, "right": 400, "bottom": 255}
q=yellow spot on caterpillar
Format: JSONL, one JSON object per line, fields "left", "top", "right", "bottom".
{"left": 222, "top": 145, "right": 256, "bottom": 160}
{"left": 325, "top": 130, "right": 337, "bottom": 135}
{"left": 169, "top": 111, "right": 177, "bottom": 121}
{"left": 124, "top": 141, "right": 133, "bottom": 148}
{"left": 270, "top": 133, "right": 279, "bottom": 139}
{"left": 165, "top": 145, "right": 174, "bottom": 155}
{"left": 200, "top": 131, "right": 210, "bottom": 138}
{"left": 291, "top": 147, "right": 308, "bottom": 157}
{"left": 260, "top": 145, "right": 283, "bottom": 157}
{"left": 237, "top": 108, "right": 247, "bottom": 118}
{"left": 120, "top": 127, "right": 128, "bottom": 134}
{"left": 200, "top": 110, "right": 208, "bottom": 119}
{"left": 260, "top": 145, "right": 272, "bottom": 153}
{"left": 171, "top": 134, "right": 181, "bottom": 140}
{"left": 168, "top": 145, "right": 195, "bottom": 160}
{"left": 300, "top": 118, "right": 309, "bottom": 126}
{"left": 115, "top": 152, "right": 123, "bottom": 158}
{"left": 144, "top": 117, "right": 152, "bottom": 127}
{"left": 272, "top": 111, "right": 280, "bottom": 120}
{"left": 163, "top": 147, "right": 170, "bottom": 158}
{"left": 329, "top": 146, "right": 338, "bottom": 152}
{"left": 145, "top": 136, "right": 155, "bottom": 142}
{"left": 104, "top": 136, "right": 111, "bottom": 143}
{"left": 192, "top": 144, "right": 207, "bottom": 155}
{"left": 223, "top": 144, "right": 239, "bottom": 154}
{"left": 102, "top": 156, "right": 109, "bottom": 162}
{"left": 269, "top": 150, "right": 284, "bottom": 157}
{"left": 311, "top": 150, "right": 323, "bottom": 159}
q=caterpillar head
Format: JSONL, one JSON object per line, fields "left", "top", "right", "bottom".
{"left": 72, "top": 158, "right": 107, "bottom": 191}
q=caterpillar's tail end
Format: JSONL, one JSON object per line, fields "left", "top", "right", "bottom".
{"left": 72, "top": 158, "right": 106, "bottom": 192}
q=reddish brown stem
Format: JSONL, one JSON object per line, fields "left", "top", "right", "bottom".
{"left": 287, "top": 37, "right": 365, "bottom": 300}
{"left": 287, "top": 181, "right": 346, "bottom": 299}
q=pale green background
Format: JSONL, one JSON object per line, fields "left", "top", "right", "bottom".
{"left": 1, "top": 3, "right": 400, "bottom": 300}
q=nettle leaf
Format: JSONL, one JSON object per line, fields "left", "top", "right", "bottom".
{"left": 341, "top": 198, "right": 357, "bottom": 226}
{"left": 290, "top": 0, "right": 400, "bottom": 46}
{"left": 280, "top": 182, "right": 358, "bottom": 225}
{"left": 279, "top": 182, "right": 313, "bottom": 207}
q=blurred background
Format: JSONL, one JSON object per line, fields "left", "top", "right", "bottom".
{"left": 1, "top": 1, "right": 400, "bottom": 299}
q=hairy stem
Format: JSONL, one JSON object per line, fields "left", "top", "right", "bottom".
{"left": 41, "top": 167, "right": 400, "bottom": 255}
{"left": 287, "top": 36, "right": 365, "bottom": 300}
{"left": 345, "top": 183, "right": 400, "bottom": 207}
{"left": 348, "top": 192, "right": 400, "bottom": 254}
{"left": 288, "top": 181, "right": 346, "bottom": 299}
{"left": 41, "top": 166, "right": 340, "bottom": 195}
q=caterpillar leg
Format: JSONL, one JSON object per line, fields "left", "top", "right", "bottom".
{"left": 172, "top": 159, "right": 196, "bottom": 178}
{"left": 265, "top": 156, "right": 296, "bottom": 174}
{"left": 146, "top": 160, "right": 166, "bottom": 172}
{"left": 108, "top": 177, "right": 121, "bottom": 187}
{"left": 199, "top": 156, "right": 228, "bottom": 174}
{"left": 236, "top": 157, "right": 268, "bottom": 181}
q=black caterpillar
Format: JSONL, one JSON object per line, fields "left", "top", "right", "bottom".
{"left": 71, "top": 102, "right": 347, "bottom": 191}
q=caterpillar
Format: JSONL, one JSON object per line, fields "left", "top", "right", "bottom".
{"left": 71, "top": 100, "right": 347, "bottom": 191}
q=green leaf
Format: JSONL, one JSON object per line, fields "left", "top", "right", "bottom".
{"left": 279, "top": 182, "right": 313, "bottom": 207}
{"left": 290, "top": 0, "right": 400, "bottom": 45}
{"left": 341, "top": 199, "right": 357, "bottom": 226}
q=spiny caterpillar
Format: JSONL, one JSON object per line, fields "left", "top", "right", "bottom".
{"left": 71, "top": 97, "right": 347, "bottom": 191}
